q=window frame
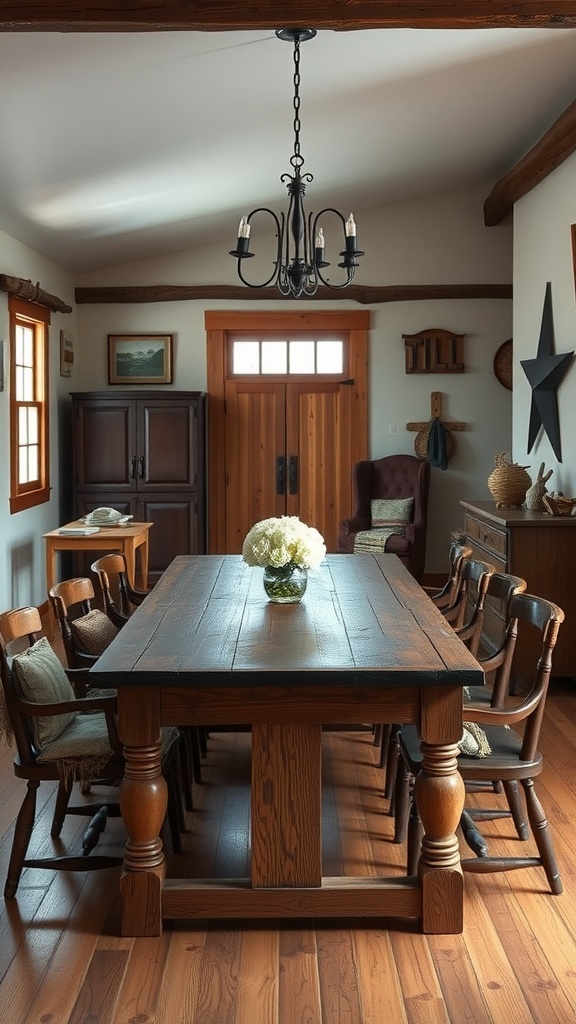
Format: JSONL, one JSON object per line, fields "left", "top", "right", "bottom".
{"left": 9, "top": 295, "right": 51, "bottom": 513}
{"left": 228, "top": 330, "right": 348, "bottom": 380}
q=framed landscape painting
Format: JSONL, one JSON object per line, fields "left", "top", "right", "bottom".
{"left": 108, "top": 333, "right": 173, "bottom": 384}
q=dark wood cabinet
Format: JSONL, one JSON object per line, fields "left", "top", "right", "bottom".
{"left": 460, "top": 499, "right": 576, "bottom": 679}
{"left": 72, "top": 391, "right": 206, "bottom": 581}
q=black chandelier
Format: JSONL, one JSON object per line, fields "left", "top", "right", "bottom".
{"left": 229, "top": 28, "right": 364, "bottom": 299}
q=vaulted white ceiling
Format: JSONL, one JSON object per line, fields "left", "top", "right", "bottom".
{"left": 1, "top": 28, "right": 575, "bottom": 273}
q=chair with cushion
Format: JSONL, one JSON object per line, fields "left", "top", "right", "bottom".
{"left": 338, "top": 454, "right": 430, "bottom": 580}
{"left": 91, "top": 553, "right": 148, "bottom": 627}
{"left": 51, "top": 575, "right": 200, "bottom": 800}
{"left": 49, "top": 577, "right": 119, "bottom": 671}
{"left": 393, "top": 592, "right": 564, "bottom": 894}
{"left": 0, "top": 606, "right": 186, "bottom": 897}
{"left": 91, "top": 555, "right": 204, "bottom": 790}
{"left": 379, "top": 556, "right": 495, "bottom": 800}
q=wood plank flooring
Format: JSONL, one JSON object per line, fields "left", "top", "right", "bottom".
{"left": 0, "top": 679, "right": 575, "bottom": 1023}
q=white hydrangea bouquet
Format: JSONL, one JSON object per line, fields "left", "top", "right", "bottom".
{"left": 242, "top": 516, "right": 326, "bottom": 603}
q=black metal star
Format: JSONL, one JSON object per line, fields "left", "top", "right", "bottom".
{"left": 520, "top": 281, "right": 573, "bottom": 463}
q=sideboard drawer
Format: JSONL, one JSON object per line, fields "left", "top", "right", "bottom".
{"left": 464, "top": 515, "right": 507, "bottom": 558}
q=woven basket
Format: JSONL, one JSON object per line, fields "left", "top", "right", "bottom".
{"left": 542, "top": 494, "right": 576, "bottom": 517}
{"left": 487, "top": 452, "right": 531, "bottom": 508}
{"left": 414, "top": 423, "right": 456, "bottom": 462}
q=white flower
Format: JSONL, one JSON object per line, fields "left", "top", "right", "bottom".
{"left": 242, "top": 516, "right": 326, "bottom": 570}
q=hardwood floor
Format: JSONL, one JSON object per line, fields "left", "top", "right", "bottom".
{"left": 0, "top": 680, "right": 575, "bottom": 1023}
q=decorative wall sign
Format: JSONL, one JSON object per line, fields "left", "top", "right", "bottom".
{"left": 403, "top": 328, "right": 465, "bottom": 374}
{"left": 520, "top": 282, "right": 573, "bottom": 463}
{"left": 108, "top": 333, "right": 173, "bottom": 384}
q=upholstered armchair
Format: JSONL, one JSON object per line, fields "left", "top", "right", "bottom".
{"left": 337, "top": 454, "right": 430, "bottom": 580}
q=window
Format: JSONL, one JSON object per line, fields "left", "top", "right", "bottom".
{"left": 9, "top": 296, "right": 50, "bottom": 513}
{"left": 231, "top": 337, "right": 344, "bottom": 376}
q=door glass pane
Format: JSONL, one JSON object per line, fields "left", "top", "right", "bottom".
{"left": 289, "top": 341, "right": 315, "bottom": 374}
{"left": 233, "top": 341, "right": 259, "bottom": 374}
{"left": 317, "top": 340, "right": 343, "bottom": 373}
{"left": 262, "top": 340, "right": 287, "bottom": 374}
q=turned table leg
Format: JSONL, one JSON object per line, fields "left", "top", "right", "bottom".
{"left": 117, "top": 688, "right": 166, "bottom": 936}
{"left": 417, "top": 687, "right": 465, "bottom": 934}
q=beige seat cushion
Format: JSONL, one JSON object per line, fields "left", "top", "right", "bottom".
{"left": 12, "top": 637, "right": 78, "bottom": 749}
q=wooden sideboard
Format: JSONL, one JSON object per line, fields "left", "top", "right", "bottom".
{"left": 460, "top": 499, "right": 576, "bottom": 679}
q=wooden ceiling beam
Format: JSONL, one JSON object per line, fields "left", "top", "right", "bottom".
{"left": 74, "top": 283, "right": 512, "bottom": 304}
{"left": 484, "top": 98, "right": 576, "bottom": 226}
{"left": 1, "top": 1, "right": 576, "bottom": 32}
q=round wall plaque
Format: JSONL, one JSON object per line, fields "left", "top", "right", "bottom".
{"left": 494, "top": 339, "right": 512, "bottom": 391}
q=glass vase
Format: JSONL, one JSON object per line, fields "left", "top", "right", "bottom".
{"left": 263, "top": 563, "right": 308, "bottom": 604}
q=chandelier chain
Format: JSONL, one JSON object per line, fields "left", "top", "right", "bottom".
{"left": 291, "top": 39, "right": 303, "bottom": 171}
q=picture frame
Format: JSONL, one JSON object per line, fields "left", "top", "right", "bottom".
{"left": 108, "top": 333, "right": 173, "bottom": 384}
{"left": 60, "top": 329, "right": 74, "bottom": 377}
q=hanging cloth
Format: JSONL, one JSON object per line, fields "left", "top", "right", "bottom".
{"left": 426, "top": 417, "right": 448, "bottom": 470}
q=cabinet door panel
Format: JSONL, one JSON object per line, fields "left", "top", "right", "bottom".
{"left": 74, "top": 400, "right": 136, "bottom": 490}
{"left": 139, "top": 400, "right": 200, "bottom": 490}
{"left": 139, "top": 496, "right": 202, "bottom": 581}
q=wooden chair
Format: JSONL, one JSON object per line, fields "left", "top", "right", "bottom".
{"left": 394, "top": 592, "right": 564, "bottom": 894}
{"left": 450, "top": 557, "right": 496, "bottom": 657}
{"left": 373, "top": 540, "right": 474, "bottom": 761}
{"left": 49, "top": 577, "right": 119, "bottom": 671}
{"left": 91, "top": 552, "right": 148, "bottom": 626}
{"left": 379, "top": 557, "right": 495, "bottom": 801}
{"left": 91, "top": 555, "right": 204, "bottom": 790}
{"left": 0, "top": 606, "right": 185, "bottom": 898}
{"left": 422, "top": 540, "right": 473, "bottom": 613}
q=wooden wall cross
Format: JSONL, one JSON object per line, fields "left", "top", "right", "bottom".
{"left": 403, "top": 328, "right": 465, "bottom": 373}
{"left": 406, "top": 392, "right": 466, "bottom": 433}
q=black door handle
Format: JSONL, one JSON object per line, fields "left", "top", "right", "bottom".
{"left": 130, "top": 456, "right": 137, "bottom": 478}
{"left": 276, "top": 455, "right": 285, "bottom": 495}
{"left": 139, "top": 456, "right": 145, "bottom": 479}
{"left": 289, "top": 455, "right": 298, "bottom": 495}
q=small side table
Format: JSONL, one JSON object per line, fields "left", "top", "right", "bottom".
{"left": 43, "top": 520, "right": 153, "bottom": 596}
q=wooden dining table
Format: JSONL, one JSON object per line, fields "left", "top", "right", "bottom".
{"left": 90, "top": 553, "right": 484, "bottom": 937}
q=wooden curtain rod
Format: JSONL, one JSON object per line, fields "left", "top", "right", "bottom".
{"left": 0, "top": 274, "right": 73, "bottom": 314}
{"left": 74, "top": 283, "right": 512, "bottom": 305}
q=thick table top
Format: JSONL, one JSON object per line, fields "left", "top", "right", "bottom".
{"left": 91, "top": 554, "right": 483, "bottom": 690}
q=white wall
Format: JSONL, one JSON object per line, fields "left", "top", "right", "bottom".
{"left": 0, "top": 231, "right": 77, "bottom": 611}
{"left": 76, "top": 181, "right": 513, "bottom": 572}
{"left": 513, "top": 153, "right": 576, "bottom": 497}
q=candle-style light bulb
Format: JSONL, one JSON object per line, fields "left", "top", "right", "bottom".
{"left": 345, "top": 214, "right": 356, "bottom": 238}
{"left": 238, "top": 216, "right": 251, "bottom": 239}
{"left": 315, "top": 227, "right": 325, "bottom": 249}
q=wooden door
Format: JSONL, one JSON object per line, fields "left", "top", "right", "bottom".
{"left": 286, "top": 381, "right": 352, "bottom": 552}
{"left": 206, "top": 310, "right": 370, "bottom": 555}
{"left": 224, "top": 379, "right": 353, "bottom": 553}
{"left": 224, "top": 381, "right": 286, "bottom": 553}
